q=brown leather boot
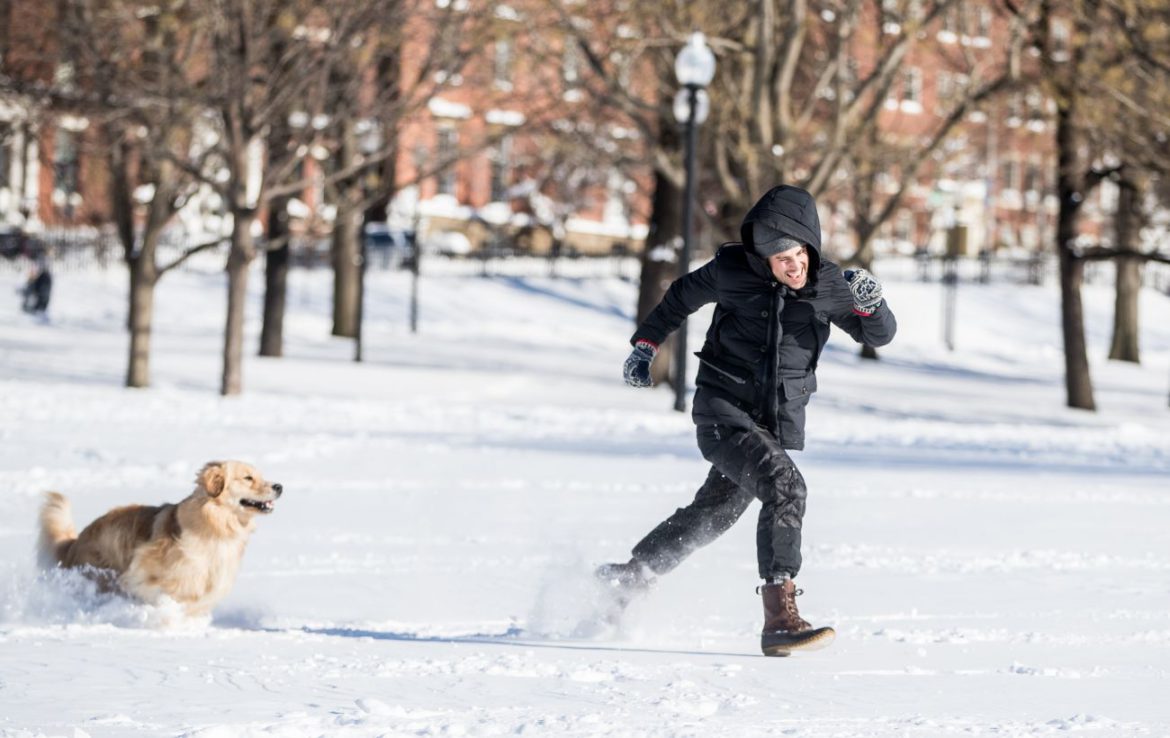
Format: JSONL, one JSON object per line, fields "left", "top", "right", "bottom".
{"left": 759, "top": 579, "right": 835, "bottom": 656}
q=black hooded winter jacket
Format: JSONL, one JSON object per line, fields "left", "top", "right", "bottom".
{"left": 631, "top": 185, "right": 897, "bottom": 449}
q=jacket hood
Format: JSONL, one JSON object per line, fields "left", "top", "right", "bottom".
{"left": 740, "top": 185, "right": 822, "bottom": 257}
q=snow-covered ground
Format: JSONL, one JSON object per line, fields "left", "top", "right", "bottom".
{"left": 1, "top": 257, "right": 1168, "bottom": 737}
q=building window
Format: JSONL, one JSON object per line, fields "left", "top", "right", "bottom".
{"left": 433, "top": 18, "right": 464, "bottom": 85}
{"left": 1024, "top": 163, "right": 1042, "bottom": 194}
{"left": 881, "top": 0, "right": 901, "bottom": 33}
{"left": 944, "top": 5, "right": 964, "bottom": 36}
{"left": 490, "top": 135, "right": 512, "bottom": 202}
{"left": 936, "top": 71, "right": 955, "bottom": 106}
{"left": 616, "top": 50, "right": 632, "bottom": 91}
{"left": 1006, "top": 94, "right": 1023, "bottom": 126}
{"left": 1023, "top": 161, "right": 1045, "bottom": 210}
{"left": 494, "top": 38, "right": 513, "bottom": 88}
{"left": 563, "top": 38, "right": 581, "bottom": 86}
{"left": 901, "top": 67, "right": 922, "bottom": 110}
{"left": 906, "top": 68, "right": 921, "bottom": 102}
{"left": 1025, "top": 92, "right": 1047, "bottom": 130}
{"left": 54, "top": 128, "right": 79, "bottom": 201}
{"left": 0, "top": 122, "right": 11, "bottom": 193}
{"left": 1051, "top": 20, "right": 1070, "bottom": 60}
{"left": 974, "top": 7, "right": 992, "bottom": 38}
{"left": 54, "top": 62, "right": 76, "bottom": 92}
{"left": 1000, "top": 160, "right": 1019, "bottom": 192}
{"left": 436, "top": 128, "right": 458, "bottom": 196}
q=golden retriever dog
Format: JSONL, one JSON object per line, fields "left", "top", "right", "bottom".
{"left": 37, "top": 460, "right": 281, "bottom": 617}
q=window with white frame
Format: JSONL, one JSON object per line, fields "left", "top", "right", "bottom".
{"left": 0, "top": 122, "right": 11, "bottom": 193}
{"left": 436, "top": 127, "right": 458, "bottom": 196}
{"left": 1006, "top": 94, "right": 1023, "bottom": 126}
{"left": 1025, "top": 91, "right": 1047, "bottom": 129}
{"left": 975, "top": 6, "right": 992, "bottom": 38}
{"left": 881, "top": 0, "right": 900, "bottom": 32}
{"left": 1024, "top": 162, "right": 1042, "bottom": 194}
{"left": 616, "top": 51, "right": 632, "bottom": 90}
{"left": 936, "top": 71, "right": 954, "bottom": 106}
{"left": 489, "top": 135, "right": 512, "bottom": 202}
{"left": 902, "top": 67, "right": 923, "bottom": 109}
{"left": 53, "top": 128, "right": 79, "bottom": 199}
{"left": 944, "top": 5, "right": 964, "bottom": 36}
{"left": 563, "top": 38, "right": 581, "bottom": 86}
{"left": 494, "top": 37, "right": 513, "bottom": 87}
{"left": 1000, "top": 160, "right": 1019, "bottom": 193}
{"left": 1051, "top": 20, "right": 1070, "bottom": 60}
{"left": 433, "top": 20, "right": 464, "bottom": 85}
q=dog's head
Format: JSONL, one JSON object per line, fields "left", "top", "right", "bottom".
{"left": 197, "top": 461, "right": 282, "bottom": 521}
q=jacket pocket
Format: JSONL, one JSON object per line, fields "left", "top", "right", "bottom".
{"left": 778, "top": 373, "right": 818, "bottom": 449}
{"left": 694, "top": 349, "right": 756, "bottom": 407}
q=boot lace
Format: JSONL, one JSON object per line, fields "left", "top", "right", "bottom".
{"left": 785, "top": 587, "right": 811, "bottom": 629}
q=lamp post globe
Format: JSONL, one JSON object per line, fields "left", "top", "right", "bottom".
{"left": 674, "top": 32, "right": 716, "bottom": 88}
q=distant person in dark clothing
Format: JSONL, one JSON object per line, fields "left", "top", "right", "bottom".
{"left": 599, "top": 184, "right": 897, "bottom": 656}
{"left": 22, "top": 258, "right": 52, "bottom": 315}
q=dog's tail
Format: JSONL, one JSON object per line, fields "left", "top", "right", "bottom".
{"left": 37, "top": 492, "right": 77, "bottom": 568}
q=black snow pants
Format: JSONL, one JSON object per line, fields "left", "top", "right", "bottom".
{"left": 631, "top": 423, "right": 808, "bottom": 580}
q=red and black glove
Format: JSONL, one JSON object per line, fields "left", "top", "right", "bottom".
{"left": 844, "top": 269, "right": 883, "bottom": 316}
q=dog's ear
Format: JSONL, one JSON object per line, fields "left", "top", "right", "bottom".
{"left": 198, "top": 462, "right": 227, "bottom": 497}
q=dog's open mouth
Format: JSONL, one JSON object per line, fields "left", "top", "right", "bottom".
{"left": 240, "top": 498, "right": 275, "bottom": 513}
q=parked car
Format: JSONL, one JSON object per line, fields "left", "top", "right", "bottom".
{"left": 363, "top": 223, "right": 415, "bottom": 269}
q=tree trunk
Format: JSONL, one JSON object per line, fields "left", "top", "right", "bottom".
{"left": 1056, "top": 242, "right": 1094, "bottom": 410}
{"left": 638, "top": 170, "right": 684, "bottom": 387}
{"left": 331, "top": 195, "right": 362, "bottom": 338}
{"left": 1054, "top": 104, "right": 1095, "bottom": 410}
{"left": 108, "top": 133, "right": 139, "bottom": 333}
{"left": 331, "top": 120, "right": 361, "bottom": 338}
{"left": 259, "top": 198, "right": 290, "bottom": 357}
{"left": 222, "top": 214, "right": 255, "bottom": 396}
{"left": 126, "top": 256, "right": 157, "bottom": 388}
{"left": 1042, "top": 3, "right": 1096, "bottom": 412}
{"left": 1108, "top": 177, "right": 1141, "bottom": 363}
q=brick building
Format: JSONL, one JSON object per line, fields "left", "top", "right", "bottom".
{"left": 2, "top": 1, "right": 1111, "bottom": 258}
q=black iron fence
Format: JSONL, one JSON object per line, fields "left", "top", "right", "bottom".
{"left": 3, "top": 226, "right": 1169, "bottom": 293}
{"left": 0, "top": 228, "right": 236, "bottom": 273}
{"left": 872, "top": 251, "right": 1170, "bottom": 293}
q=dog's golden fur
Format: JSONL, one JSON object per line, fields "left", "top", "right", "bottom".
{"left": 37, "top": 461, "right": 281, "bottom": 617}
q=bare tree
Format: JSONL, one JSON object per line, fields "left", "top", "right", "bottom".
{"left": 181, "top": 0, "right": 457, "bottom": 392}
{"left": 45, "top": 1, "right": 226, "bottom": 388}
{"left": 1008, "top": 0, "right": 1170, "bottom": 409}
{"left": 299, "top": 2, "right": 511, "bottom": 342}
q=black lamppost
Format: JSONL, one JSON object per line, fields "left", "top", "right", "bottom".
{"left": 671, "top": 32, "right": 716, "bottom": 412}
{"left": 355, "top": 118, "right": 382, "bottom": 363}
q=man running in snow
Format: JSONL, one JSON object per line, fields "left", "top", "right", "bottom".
{"left": 601, "top": 184, "right": 896, "bottom": 656}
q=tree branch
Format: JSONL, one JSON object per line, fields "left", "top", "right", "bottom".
{"left": 1075, "top": 246, "right": 1170, "bottom": 265}
{"left": 157, "top": 237, "right": 228, "bottom": 277}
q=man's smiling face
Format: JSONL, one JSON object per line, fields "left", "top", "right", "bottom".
{"left": 768, "top": 243, "right": 810, "bottom": 289}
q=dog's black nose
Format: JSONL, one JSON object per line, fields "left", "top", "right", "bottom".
{"left": 272, "top": 483, "right": 283, "bottom": 497}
